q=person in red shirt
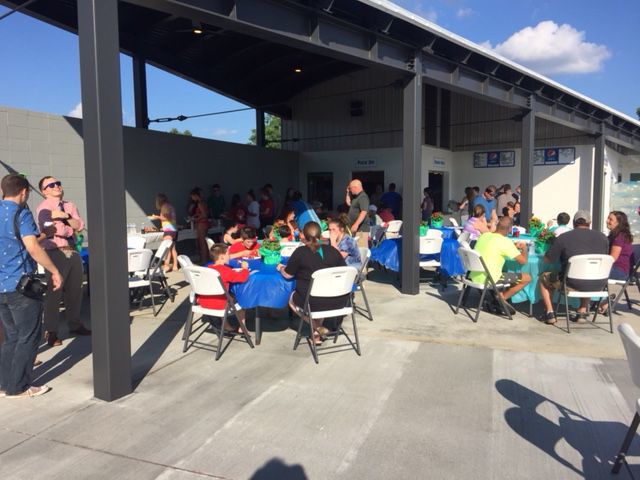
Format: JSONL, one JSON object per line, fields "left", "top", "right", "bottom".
{"left": 378, "top": 205, "right": 395, "bottom": 224}
{"left": 228, "top": 226, "right": 260, "bottom": 259}
{"left": 196, "top": 243, "right": 249, "bottom": 332}
{"left": 259, "top": 188, "right": 274, "bottom": 227}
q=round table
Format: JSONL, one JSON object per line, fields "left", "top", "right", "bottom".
{"left": 228, "top": 258, "right": 295, "bottom": 344}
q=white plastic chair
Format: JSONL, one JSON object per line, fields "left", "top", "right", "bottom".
{"left": 384, "top": 220, "right": 403, "bottom": 239}
{"left": 292, "top": 266, "right": 360, "bottom": 363}
{"left": 129, "top": 239, "right": 174, "bottom": 316}
{"left": 419, "top": 237, "right": 443, "bottom": 269}
{"left": 449, "top": 218, "right": 459, "bottom": 228}
{"left": 608, "top": 254, "right": 640, "bottom": 313}
{"left": 182, "top": 266, "right": 254, "bottom": 359}
{"left": 454, "top": 247, "right": 512, "bottom": 322}
{"left": 205, "top": 237, "right": 215, "bottom": 251}
{"left": 354, "top": 247, "right": 373, "bottom": 321}
{"left": 177, "top": 255, "right": 193, "bottom": 269}
{"left": 457, "top": 231, "right": 471, "bottom": 250}
{"left": 127, "top": 234, "right": 146, "bottom": 250}
{"left": 555, "top": 254, "right": 614, "bottom": 333}
{"left": 127, "top": 249, "right": 156, "bottom": 313}
{"left": 612, "top": 323, "right": 640, "bottom": 473}
{"left": 369, "top": 225, "right": 385, "bottom": 246}
{"left": 425, "top": 228, "right": 443, "bottom": 239}
{"left": 321, "top": 230, "right": 330, "bottom": 239}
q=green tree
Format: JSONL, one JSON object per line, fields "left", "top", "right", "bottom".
{"left": 168, "top": 127, "right": 193, "bottom": 136}
{"left": 248, "top": 114, "right": 281, "bottom": 148}
{"left": 636, "top": 107, "right": 640, "bottom": 120}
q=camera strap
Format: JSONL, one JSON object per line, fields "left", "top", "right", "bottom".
{"left": 12, "top": 206, "right": 32, "bottom": 276}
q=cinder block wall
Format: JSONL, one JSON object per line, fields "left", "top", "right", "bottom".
{"left": 0, "top": 106, "right": 300, "bottom": 239}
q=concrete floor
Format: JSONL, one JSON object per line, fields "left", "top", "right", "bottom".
{"left": 2, "top": 270, "right": 640, "bottom": 479}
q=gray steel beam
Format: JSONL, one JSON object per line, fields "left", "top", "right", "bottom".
{"left": 77, "top": 0, "right": 132, "bottom": 401}
{"left": 401, "top": 56, "right": 422, "bottom": 295}
{"left": 593, "top": 125, "right": 605, "bottom": 231}
{"left": 255, "top": 109, "right": 265, "bottom": 147}
{"left": 127, "top": 0, "right": 412, "bottom": 72}
{"left": 520, "top": 99, "right": 535, "bottom": 226}
{"left": 132, "top": 55, "right": 149, "bottom": 129}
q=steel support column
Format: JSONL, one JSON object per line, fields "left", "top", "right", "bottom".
{"left": 520, "top": 99, "right": 535, "bottom": 225}
{"left": 401, "top": 61, "right": 422, "bottom": 295}
{"left": 132, "top": 55, "right": 149, "bottom": 129}
{"left": 78, "top": 0, "right": 132, "bottom": 401}
{"left": 256, "top": 109, "right": 265, "bottom": 147}
{"left": 593, "top": 124, "right": 606, "bottom": 231}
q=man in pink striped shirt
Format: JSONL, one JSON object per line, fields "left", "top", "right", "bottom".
{"left": 36, "top": 176, "right": 90, "bottom": 346}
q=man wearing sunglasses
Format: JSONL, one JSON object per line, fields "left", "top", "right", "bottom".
{"left": 36, "top": 176, "right": 89, "bottom": 347}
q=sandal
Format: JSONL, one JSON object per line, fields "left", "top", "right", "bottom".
{"left": 597, "top": 303, "right": 609, "bottom": 315}
{"left": 6, "top": 385, "right": 50, "bottom": 399}
{"left": 570, "top": 311, "right": 589, "bottom": 323}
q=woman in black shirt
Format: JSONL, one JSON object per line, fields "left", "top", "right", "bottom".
{"left": 277, "top": 221, "right": 348, "bottom": 343}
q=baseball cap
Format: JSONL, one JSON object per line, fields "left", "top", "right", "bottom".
{"left": 573, "top": 210, "right": 591, "bottom": 223}
{"left": 368, "top": 205, "right": 378, "bottom": 212}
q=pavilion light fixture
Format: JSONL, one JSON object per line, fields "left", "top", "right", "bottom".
{"left": 294, "top": 67, "right": 302, "bottom": 73}
{"left": 192, "top": 22, "right": 203, "bottom": 34}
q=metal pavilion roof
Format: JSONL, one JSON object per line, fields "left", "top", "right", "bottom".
{"left": 2, "top": 0, "right": 639, "bottom": 151}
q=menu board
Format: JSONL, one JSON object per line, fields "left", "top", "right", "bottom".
{"left": 473, "top": 150, "right": 515, "bottom": 168}
{"left": 534, "top": 147, "right": 575, "bottom": 166}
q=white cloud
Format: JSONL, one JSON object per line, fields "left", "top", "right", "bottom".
{"left": 410, "top": 2, "right": 438, "bottom": 23}
{"left": 456, "top": 7, "right": 473, "bottom": 18}
{"left": 67, "top": 102, "right": 82, "bottom": 118}
{"left": 483, "top": 21, "right": 611, "bottom": 75}
{"left": 212, "top": 128, "right": 238, "bottom": 137}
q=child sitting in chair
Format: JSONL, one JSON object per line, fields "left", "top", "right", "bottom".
{"left": 196, "top": 243, "right": 249, "bottom": 333}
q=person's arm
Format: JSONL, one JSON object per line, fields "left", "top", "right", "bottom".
{"left": 276, "top": 262, "right": 294, "bottom": 279}
{"left": 345, "top": 187, "right": 351, "bottom": 206}
{"left": 22, "top": 236, "right": 62, "bottom": 290}
{"left": 610, "top": 245, "right": 622, "bottom": 261}
{"left": 512, "top": 241, "right": 528, "bottom": 265}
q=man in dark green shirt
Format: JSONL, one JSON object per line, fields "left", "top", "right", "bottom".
{"left": 206, "top": 184, "right": 225, "bottom": 220}
{"left": 346, "top": 179, "right": 370, "bottom": 247}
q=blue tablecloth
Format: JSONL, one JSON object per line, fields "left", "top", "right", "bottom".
{"left": 228, "top": 258, "right": 295, "bottom": 309}
{"left": 370, "top": 237, "right": 465, "bottom": 276}
{"left": 503, "top": 253, "right": 561, "bottom": 304}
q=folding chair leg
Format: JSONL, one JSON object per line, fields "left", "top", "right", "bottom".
{"left": 454, "top": 284, "right": 467, "bottom": 314}
{"left": 565, "top": 293, "right": 570, "bottom": 334}
{"left": 359, "top": 285, "right": 374, "bottom": 321}
{"left": 351, "top": 312, "right": 361, "bottom": 356}
{"left": 149, "top": 281, "right": 157, "bottom": 316}
{"left": 607, "top": 287, "right": 614, "bottom": 334}
{"left": 293, "top": 314, "right": 304, "bottom": 351}
{"left": 624, "top": 289, "right": 632, "bottom": 310}
{"left": 237, "top": 311, "right": 254, "bottom": 349}
{"left": 308, "top": 322, "right": 319, "bottom": 364}
{"left": 474, "top": 288, "right": 488, "bottom": 323}
{"left": 182, "top": 312, "right": 194, "bottom": 353}
{"left": 215, "top": 312, "right": 228, "bottom": 361}
{"left": 612, "top": 412, "right": 640, "bottom": 474}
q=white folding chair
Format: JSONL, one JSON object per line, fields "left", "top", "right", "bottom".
{"left": 454, "top": 247, "right": 512, "bottom": 322}
{"left": 182, "top": 266, "right": 254, "bottom": 360}
{"left": 354, "top": 247, "right": 373, "bottom": 321}
{"left": 205, "top": 237, "right": 215, "bottom": 250}
{"left": 419, "top": 236, "right": 443, "bottom": 268}
{"left": 609, "top": 254, "right": 640, "bottom": 313}
{"left": 612, "top": 323, "right": 640, "bottom": 473}
{"left": 425, "top": 228, "right": 443, "bottom": 239}
{"left": 384, "top": 220, "right": 403, "bottom": 240}
{"left": 130, "top": 239, "right": 174, "bottom": 316}
{"left": 369, "top": 225, "right": 385, "bottom": 246}
{"left": 177, "top": 255, "right": 193, "bottom": 269}
{"left": 449, "top": 217, "right": 460, "bottom": 228}
{"left": 127, "top": 248, "right": 156, "bottom": 313}
{"left": 555, "top": 254, "right": 614, "bottom": 333}
{"left": 127, "top": 234, "right": 146, "bottom": 250}
{"left": 321, "top": 230, "right": 330, "bottom": 239}
{"left": 292, "top": 266, "right": 360, "bottom": 363}
{"left": 457, "top": 231, "right": 472, "bottom": 250}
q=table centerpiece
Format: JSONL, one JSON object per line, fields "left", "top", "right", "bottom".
{"left": 258, "top": 240, "right": 282, "bottom": 265}
{"left": 528, "top": 216, "right": 544, "bottom": 237}
{"left": 430, "top": 211, "right": 444, "bottom": 228}
{"left": 419, "top": 221, "right": 429, "bottom": 237}
{"left": 534, "top": 228, "right": 555, "bottom": 254}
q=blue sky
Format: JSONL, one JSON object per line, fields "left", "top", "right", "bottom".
{"left": 0, "top": 0, "right": 637, "bottom": 143}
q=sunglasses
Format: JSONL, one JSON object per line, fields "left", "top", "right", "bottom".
{"left": 43, "top": 181, "right": 62, "bottom": 190}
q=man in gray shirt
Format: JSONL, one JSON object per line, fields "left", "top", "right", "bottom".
{"left": 346, "top": 179, "right": 370, "bottom": 247}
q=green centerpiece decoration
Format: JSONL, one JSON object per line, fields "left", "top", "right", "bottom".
{"left": 258, "top": 240, "right": 282, "bottom": 265}
{"left": 534, "top": 228, "right": 554, "bottom": 254}
{"left": 419, "top": 221, "right": 429, "bottom": 237}
{"left": 430, "top": 211, "right": 444, "bottom": 228}
{"left": 528, "top": 216, "right": 543, "bottom": 237}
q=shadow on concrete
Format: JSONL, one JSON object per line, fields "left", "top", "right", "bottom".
{"left": 249, "top": 458, "right": 308, "bottom": 480}
{"left": 496, "top": 379, "right": 640, "bottom": 478}
{"left": 131, "top": 297, "right": 190, "bottom": 390}
{"left": 32, "top": 336, "right": 92, "bottom": 386}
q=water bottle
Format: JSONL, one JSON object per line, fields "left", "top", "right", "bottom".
{"left": 140, "top": 222, "right": 146, "bottom": 234}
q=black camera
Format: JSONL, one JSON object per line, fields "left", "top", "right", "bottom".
{"left": 16, "top": 274, "right": 47, "bottom": 300}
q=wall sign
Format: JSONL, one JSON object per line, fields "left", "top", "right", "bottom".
{"left": 434, "top": 157, "right": 446, "bottom": 168}
{"left": 473, "top": 150, "right": 515, "bottom": 168}
{"left": 534, "top": 147, "right": 575, "bottom": 166}
{"left": 354, "top": 158, "right": 377, "bottom": 168}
